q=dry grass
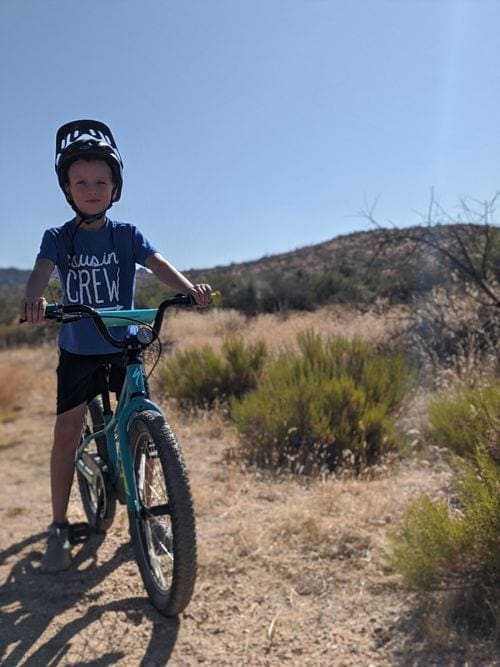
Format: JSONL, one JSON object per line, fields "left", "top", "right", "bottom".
{"left": 0, "top": 363, "right": 32, "bottom": 422}
{"left": 0, "top": 347, "right": 56, "bottom": 437}
{"left": 2, "top": 311, "right": 497, "bottom": 664}
{"left": 161, "top": 304, "right": 407, "bottom": 356}
{"left": 188, "top": 439, "right": 451, "bottom": 582}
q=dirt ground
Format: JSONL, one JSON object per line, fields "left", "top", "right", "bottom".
{"left": 0, "top": 346, "right": 498, "bottom": 666}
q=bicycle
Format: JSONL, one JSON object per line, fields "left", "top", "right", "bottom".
{"left": 42, "top": 293, "right": 216, "bottom": 616}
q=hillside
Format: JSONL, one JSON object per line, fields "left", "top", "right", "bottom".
{"left": 0, "top": 223, "right": 483, "bottom": 285}
{"left": 171, "top": 223, "right": 499, "bottom": 313}
{"left": 182, "top": 225, "right": 447, "bottom": 281}
{"left": 0, "top": 267, "right": 30, "bottom": 288}
{"left": 2, "top": 223, "right": 498, "bottom": 316}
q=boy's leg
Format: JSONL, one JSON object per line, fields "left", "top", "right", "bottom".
{"left": 51, "top": 402, "right": 87, "bottom": 523}
{"left": 41, "top": 402, "right": 86, "bottom": 573}
{"left": 42, "top": 350, "right": 117, "bottom": 572}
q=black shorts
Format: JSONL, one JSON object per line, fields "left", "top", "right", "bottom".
{"left": 56, "top": 349, "right": 126, "bottom": 415}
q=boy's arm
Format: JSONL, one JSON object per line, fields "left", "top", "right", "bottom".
{"left": 20, "top": 258, "right": 55, "bottom": 323}
{"left": 145, "top": 252, "right": 212, "bottom": 307}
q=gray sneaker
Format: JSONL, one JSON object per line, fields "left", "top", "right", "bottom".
{"left": 40, "top": 523, "right": 72, "bottom": 573}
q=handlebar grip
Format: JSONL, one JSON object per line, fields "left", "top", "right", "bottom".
{"left": 45, "top": 304, "right": 62, "bottom": 319}
{"left": 210, "top": 290, "right": 222, "bottom": 307}
{"left": 19, "top": 302, "right": 61, "bottom": 324}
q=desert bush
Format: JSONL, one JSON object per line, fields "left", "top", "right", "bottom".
{"left": 0, "top": 363, "right": 32, "bottom": 421}
{"left": 391, "top": 450, "right": 500, "bottom": 590}
{"left": 0, "top": 279, "right": 62, "bottom": 349}
{"left": 427, "top": 380, "right": 500, "bottom": 460}
{"left": 0, "top": 321, "right": 59, "bottom": 349}
{"left": 391, "top": 381, "right": 500, "bottom": 638}
{"left": 230, "top": 331, "right": 412, "bottom": 474}
{"left": 406, "top": 287, "right": 499, "bottom": 386}
{"left": 391, "top": 494, "right": 469, "bottom": 588}
{"left": 157, "top": 336, "right": 266, "bottom": 409}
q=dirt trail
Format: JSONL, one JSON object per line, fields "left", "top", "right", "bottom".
{"left": 0, "top": 348, "right": 498, "bottom": 666}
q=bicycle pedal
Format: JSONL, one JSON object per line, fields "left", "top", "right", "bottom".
{"left": 68, "top": 522, "right": 92, "bottom": 544}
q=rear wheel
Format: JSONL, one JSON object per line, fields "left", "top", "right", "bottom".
{"left": 77, "top": 397, "right": 116, "bottom": 533}
{"left": 128, "top": 410, "right": 197, "bottom": 616}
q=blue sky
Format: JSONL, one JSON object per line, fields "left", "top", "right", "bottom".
{"left": 1, "top": 0, "right": 500, "bottom": 271}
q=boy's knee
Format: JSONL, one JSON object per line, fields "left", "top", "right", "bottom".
{"left": 54, "top": 407, "right": 85, "bottom": 443}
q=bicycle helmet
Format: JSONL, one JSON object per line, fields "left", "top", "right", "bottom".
{"left": 55, "top": 119, "right": 123, "bottom": 221}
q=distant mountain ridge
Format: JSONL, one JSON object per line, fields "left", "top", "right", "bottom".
{"left": 0, "top": 267, "right": 30, "bottom": 288}
{"left": 1, "top": 223, "right": 492, "bottom": 291}
{"left": 181, "top": 224, "right": 459, "bottom": 283}
{"left": 1, "top": 228, "right": 375, "bottom": 288}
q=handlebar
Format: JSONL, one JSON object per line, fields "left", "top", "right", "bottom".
{"left": 39, "top": 291, "right": 221, "bottom": 350}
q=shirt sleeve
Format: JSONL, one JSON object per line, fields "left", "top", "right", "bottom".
{"left": 132, "top": 226, "right": 158, "bottom": 266}
{"left": 36, "top": 229, "right": 59, "bottom": 264}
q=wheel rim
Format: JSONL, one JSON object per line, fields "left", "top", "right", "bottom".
{"left": 134, "top": 432, "right": 174, "bottom": 592}
{"left": 78, "top": 410, "right": 110, "bottom": 525}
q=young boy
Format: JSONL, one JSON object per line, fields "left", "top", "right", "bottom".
{"left": 20, "top": 120, "right": 211, "bottom": 573}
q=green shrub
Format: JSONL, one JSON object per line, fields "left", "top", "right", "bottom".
{"left": 222, "top": 336, "right": 267, "bottom": 399}
{"left": 391, "top": 381, "right": 500, "bottom": 640}
{"left": 0, "top": 279, "right": 62, "bottom": 349}
{"left": 391, "top": 449, "right": 500, "bottom": 589}
{"left": 0, "top": 321, "right": 59, "bottom": 349}
{"left": 428, "top": 381, "right": 500, "bottom": 459}
{"left": 157, "top": 336, "right": 266, "bottom": 409}
{"left": 230, "top": 331, "right": 412, "bottom": 474}
{"left": 157, "top": 345, "right": 226, "bottom": 408}
{"left": 391, "top": 495, "right": 470, "bottom": 588}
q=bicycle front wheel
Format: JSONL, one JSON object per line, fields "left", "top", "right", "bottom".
{"left": 128, "top": 410, "right": 197, "bottom": 616}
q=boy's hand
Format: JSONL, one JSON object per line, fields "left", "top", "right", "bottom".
{"left": 20, "top": 297, "right": 47, "bottom": 324}
{"left": 187, "top": 284, "right": 212, "bottom": 308}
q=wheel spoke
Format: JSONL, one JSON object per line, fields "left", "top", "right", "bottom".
{"left": 77, "top": 397, "right": 116, "bottom": 533}
{"left": 128, "top": 411, "right": 196, "bottom": 615}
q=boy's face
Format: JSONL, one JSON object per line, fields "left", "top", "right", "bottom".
{"left": 65, "top": 159, "right": 115, "bottom": 217}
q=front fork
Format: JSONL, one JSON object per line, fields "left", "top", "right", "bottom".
{"left": 113, "top": 362, "right": 162, "bottom": 515}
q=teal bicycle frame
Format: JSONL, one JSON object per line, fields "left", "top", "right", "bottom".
{"left": 40, "top": 292, "right": 219, "bottom": 616}
{"left": 74, "top": 307, "right": 164, "bottom": 515}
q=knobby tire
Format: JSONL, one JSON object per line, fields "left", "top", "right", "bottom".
{"left": 128, "top": 410, "right": 197, "bottom": 616}
{"left": 77, "top": 397, "right": 116, "bottom": 533}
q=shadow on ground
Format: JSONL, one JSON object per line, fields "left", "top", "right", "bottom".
{"left": 0, "top": 532, "right": 179, "bottom": 666}
{"left": 382, "top": 593, "right": 500, "bottom": 667}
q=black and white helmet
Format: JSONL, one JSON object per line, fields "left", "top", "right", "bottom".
{"left": 55, "top": 119, "right": 124, "bottom": 208}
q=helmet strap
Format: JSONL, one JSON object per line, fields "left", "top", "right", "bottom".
{"left": 79, "top": 209, "right": 109, "bottom": 225}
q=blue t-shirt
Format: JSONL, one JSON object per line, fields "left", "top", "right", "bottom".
{"left": 37, "top": 219, "right": 157, "bottom": 354}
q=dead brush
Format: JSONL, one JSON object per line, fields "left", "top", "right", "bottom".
{"left": 0, "top": 362, "right": 31, "bottom": 421}
{"left": 406, "top": 286, "right": 499, "bottom": 389}
{"left": 421, "top": 585, "right": 499, "bottom": 648}
{"left": 161, "top": 304, "right": 406, "bottom": 359}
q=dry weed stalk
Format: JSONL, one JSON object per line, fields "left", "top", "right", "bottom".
{"left": 0, "top": 363, "right": 31, "bottom": 421}
{"left": 408, "top": 286, "right": 498, "bottom": 388}
{"left": 161, "top": 305, "right": 405, "bottom": 359}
